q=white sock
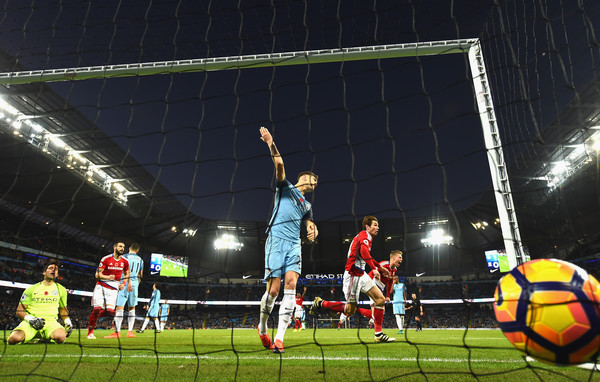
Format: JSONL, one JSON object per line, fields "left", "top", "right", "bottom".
{"left": 161, "top": 322, "right": 166, "bottom": 331}
{"left": 259, "top": 292, "right": 276, "bottom": 335}
{"left": 274, "top": 289, "right": 295, "bottom": 343}
{"left": 128, "top": 310, "right": 136, "bottom": 331}
{"left": 154, "top": 318, "right": 160, "bottom": 330}
{"left": 395, "top": 314, "right": 402, "bottom": 331}
{"left": 400, "top": 315, "right": 405, "bottom": 329}
{"left": 141, "top": 318, "right": 149, "bottom": 331}
{"left": 114, "top": 309, "right": 124, "bottom": 332}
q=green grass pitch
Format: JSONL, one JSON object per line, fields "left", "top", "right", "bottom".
{"left": 1, "top": 329, "right": 595, "bottom": 381}
{"left": 160, "top": 259, "right": 188, "bottom": 277}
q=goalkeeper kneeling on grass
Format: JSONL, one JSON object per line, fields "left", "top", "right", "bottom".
{"left": 8, "top": 260, "right": 73, "bottom": 345}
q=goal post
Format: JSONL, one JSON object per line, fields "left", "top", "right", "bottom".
{"left": 0, "top": 37, "right": 528, "bottom": 268}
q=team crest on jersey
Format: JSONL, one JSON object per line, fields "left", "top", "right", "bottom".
{"left": 363, "top": 240, "right": 369, "bottom": 245}
{"left": 20, "top": 294, "right": 27, "bottom": 301}
{"left": 52, "top": 290, "right": 58, "bottom": 296}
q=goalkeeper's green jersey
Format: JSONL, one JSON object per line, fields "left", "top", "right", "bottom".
{"left": 20, "top": 282, "right": 68, "bottom": 320}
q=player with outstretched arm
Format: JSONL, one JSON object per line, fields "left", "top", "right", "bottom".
{"left": 257, "top": 126, "right": 318, "bottom": 354}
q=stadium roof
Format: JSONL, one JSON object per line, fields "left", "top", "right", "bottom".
{"left": 0, "top": 48, "right": 196, "bottom": 247}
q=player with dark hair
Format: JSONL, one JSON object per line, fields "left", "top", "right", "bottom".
{"left": 138, "top": 283, "right": 161, "bottom": 333}
{"left": 406, "top": 293, "right": 424, "bottom": 331}
{"left": 8, "top": 260, "right": 73, "bottom": 344}
{"left": 310, "top": 216, "right": 395, "bottom": 343}
{"left": 392, "top": 277, "right": 407, "bottom": 334}
{"left": 105, "top": 242, "right": 144, "bottom": 338}
{"left": 159, "top": 300, "right": 170, "bottom": 331}
{"left": 87, "top": 242, "right": 130, "bottom": 339}
{"left": 257, "top": 126, "right": 318, "bottom": 354}
{"left": 292, "top": 287, "right": 307, "bottom": 332}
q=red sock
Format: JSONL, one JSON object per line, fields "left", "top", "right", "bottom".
{"left": 322, "top": 300, "right": 346, "bottom": 313}
{"left": 295, "top": 319, "right": 301, "bottom": 329}
{"left": 98, "top": 308, "right": 116, "bottom": 318}
{"left": 357, "top": 307, "right": 372, "bottom": 319}
{"left": 373, "top": 307, "right": 384, "bottom": 333}
{"left": 88, "top": 307, "right": 102, "bottom": 333}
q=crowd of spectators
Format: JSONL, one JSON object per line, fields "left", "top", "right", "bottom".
{"left": 0, "top": 242, "right": 502, "bottom": 332}
{"left": 4, "top": 206, "right": 599, "bottom": 333}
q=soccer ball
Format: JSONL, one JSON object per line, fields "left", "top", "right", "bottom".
{"left": 494, "top": 258, "right": 600, "bottom": 365}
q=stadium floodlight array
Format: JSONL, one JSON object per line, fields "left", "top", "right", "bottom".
{"left": 421, "top": 228, "right": 454, "bottom": 247}
{"left": 0, "top": 97, "right": 133, "bottom": 205}
{"left": 214, "top": 233, "right": 244, "bottom": 251}
{"left": 543, "top": 131, "right": 600, "bottom": 190}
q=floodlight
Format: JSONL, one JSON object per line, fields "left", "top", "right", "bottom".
{"left": 214, "top": 234, "right": 243, "bottom": 250}
{"left": 421, "top": 228, "right": 453, "bottom": 247}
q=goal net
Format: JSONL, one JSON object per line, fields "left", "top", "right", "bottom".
{"left": 1, "top": 0, "right": 599, "bottom": 381}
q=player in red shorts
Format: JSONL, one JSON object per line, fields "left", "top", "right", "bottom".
{"left": 87, "top": 242, "right": 130, "bottom": 339}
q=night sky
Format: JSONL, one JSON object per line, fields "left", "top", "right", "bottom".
{"left": 0, "top": 0, "right": 596, "bottom": 227}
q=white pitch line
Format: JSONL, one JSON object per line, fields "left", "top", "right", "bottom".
{"left": 0, "top": 353, "right": 527, "bottom": 363}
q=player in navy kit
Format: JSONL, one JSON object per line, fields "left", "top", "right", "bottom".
{"left": 407, "top": 293, "right": 424, "bottom": 331}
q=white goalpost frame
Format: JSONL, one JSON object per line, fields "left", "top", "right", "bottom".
{"left": 0, "top": 38, "right": 528, "bottom": 268}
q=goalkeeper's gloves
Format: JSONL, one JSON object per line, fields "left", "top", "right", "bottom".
{"left": 25, "top": 315, "right": 45, "bottom": 330}
{"left": 64, "top": 317, "right": 73, "bottom": 338}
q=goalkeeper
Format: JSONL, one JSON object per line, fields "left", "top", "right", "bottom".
{"left": 7, "top": 260, "right": 73, "bottom": 344}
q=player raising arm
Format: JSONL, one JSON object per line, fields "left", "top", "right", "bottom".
{"left": 257, "top": 126, "right": 318, "bottom": 354}
{"left": 8, "top": 260, "right": 72, "bottom": 344}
